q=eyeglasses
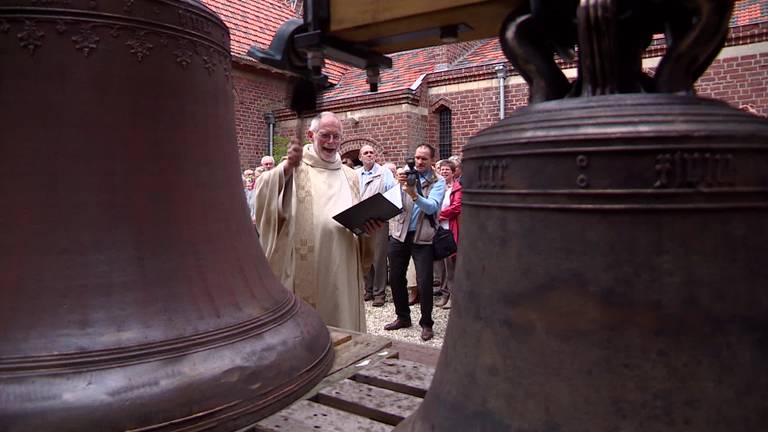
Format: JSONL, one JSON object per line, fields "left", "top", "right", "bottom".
{"left": 317, "top": 132, "right": 342, "bottom": 141}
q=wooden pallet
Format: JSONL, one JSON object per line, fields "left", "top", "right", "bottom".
{"left": 245, "top": 327, "right": 436, "bottom": 432}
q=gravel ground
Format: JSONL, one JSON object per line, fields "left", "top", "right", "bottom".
{"left": 364, "top": 289, "right": 451, "bottom": 349}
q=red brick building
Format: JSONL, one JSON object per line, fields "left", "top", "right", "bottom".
{"left": 202, "top": 0, "right": 768, "bottom": 170}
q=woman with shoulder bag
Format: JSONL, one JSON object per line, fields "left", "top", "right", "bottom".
{"left": 436, "top": 159, "right": 462, "bottom": 309}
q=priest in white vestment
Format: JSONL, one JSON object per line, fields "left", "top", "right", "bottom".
{"left": 253, "top": 112, "right": 377, "bottom": 332}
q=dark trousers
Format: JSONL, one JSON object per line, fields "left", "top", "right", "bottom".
{"left": 364, "top": 227, "right": 389, "bottom": 298}
{"left": 440, "top": 254, "right": 456, "bottom": 295}
{"left": 388, "top": 232, "right": 434, "bottom": 328}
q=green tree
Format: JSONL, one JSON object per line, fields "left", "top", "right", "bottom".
{"left": 271, "top": 135, "right": 312, "bottom": 163}
{"left": 272, "top": 135, "right": 290, "bottom": 162}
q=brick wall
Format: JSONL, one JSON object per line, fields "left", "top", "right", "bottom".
{"left": 421, "top": 46, "right": 767, "bottom": 157}
{"left": 336, "top": 112, "right": 418, "bottom": 164}
{"left": 696, "top": 51, "right": 768, "bottom": 115}
{"left": 274, "top": 110, "right": 421, "bottom": 165}
{"left": 267, "top": 41, "right": 766, "bottom": 169}
{"left": 238, "top": 36, "right": 767, "bottom": 169}
{"left": 437, "top": 86, "right": 499, "bottom": 152}
{"left": 232, "top": 67, "right": 290, "bottom": 170}
{"left": 425, "top": 80, "right": 530, "bottom": 156}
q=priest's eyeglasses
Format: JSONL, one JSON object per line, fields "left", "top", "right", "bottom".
{"left": 317, "top": 132, "right": 342, "bottom": 141}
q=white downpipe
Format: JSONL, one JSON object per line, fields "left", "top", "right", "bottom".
{"left": 264, "top": 112, "right": 276, "bottom": 156}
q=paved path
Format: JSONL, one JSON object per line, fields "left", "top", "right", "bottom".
{"left": 364, "top": 289, "right": 450, "bottom": 349}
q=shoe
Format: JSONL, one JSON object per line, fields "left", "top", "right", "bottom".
{"left": 408, "top": 286, "right": 419, "bottom": 305}
{"left": 435, "top": 294, "right": 450, "bottom": 308}
{"left": 433, "top": 281, "right": 443, "bottom": 295}
{"left": 420, "top": 326, "right": 434, "bottom": 341}
{"left": 363, "top": 292, "right": 373, "bottom": 301}
{"left": 441, "top": 297, "right": 452, "bottom": 310}
{"left": 372, "top": 296, "right": 385, "bottom": 307}
{"left": 384, "top": 318, "right": 412, "bottom": 331}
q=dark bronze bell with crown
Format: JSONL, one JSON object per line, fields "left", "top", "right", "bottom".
{"left": 397, "top": 1, "right": 768, "bottom": 430}
{"left": 0, "top": 1, "right": 332, "bottom": 430}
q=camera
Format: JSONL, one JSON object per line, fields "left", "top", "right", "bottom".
{"left": 404, "top": 157, "right": 419, "bottom": 186}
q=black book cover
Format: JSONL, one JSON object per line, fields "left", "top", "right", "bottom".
{"left": 333, "top": 187, "right": 403, "bottom": 235}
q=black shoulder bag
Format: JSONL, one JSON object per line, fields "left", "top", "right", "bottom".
{"left": 416, "top": 177, "right": 457, "bottom": 260}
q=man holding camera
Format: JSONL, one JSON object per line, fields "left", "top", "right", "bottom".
{"left": 385, "top": 144, "right": 446, "bottom": 341}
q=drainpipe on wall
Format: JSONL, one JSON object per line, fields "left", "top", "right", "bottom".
{"left": 264, "top": 111, "right": 276, "bottom": 156}
{"left": 494, "top": 64, "right": 508, "bottom": 120}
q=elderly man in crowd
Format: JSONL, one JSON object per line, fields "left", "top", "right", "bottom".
{"left": 359, "top": 145, "right": 396, "bottom": 307}
{"left": 244, "top": 168, "right": 265, "bottom": 225}
{"left": 385, "top": 144, "right": 445, "bottom": 341}
{"left": 243, "top": 169, "right": 255, "bottom": 190}
{"left": 252, "top": 112, "right": 381, "bottom": 332}
{"left": 260, "top": 155, "right": 275, "bottom": 170}
{"left": 242, "top": 169, "right": 257, "bottom": 222}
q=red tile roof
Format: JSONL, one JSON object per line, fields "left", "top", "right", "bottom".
{"left": 201, "top": 0, "right": 350, "bottom": 82}
{"left": 322, "top": 46, "right": 444, "bottom": 100}
{"left": 732, "top": 0, "right": 768, "bottom": 26}
{"left": 454, "top": 38, "right": 505, "bottom": 68}
{"left": 323, "top": 61, "right": 352, "bottom": 85}
{"left": 201, "top": 0, "right": 299, "bottom": 58}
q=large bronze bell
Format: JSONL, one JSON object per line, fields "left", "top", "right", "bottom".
{"left": 0, "top": 1, "right": 331, "bottom": 430}
{"left": 398, "top": 1, "right": 768, "bottom": 431}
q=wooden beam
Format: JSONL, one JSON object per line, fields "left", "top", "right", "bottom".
{"left": 314, "top": 379, "right": 423, "bottom": 425}
{"left": 329, "top": 0, "right": 491, "bottom": 31}
{"left": 257, "top": 400, "right": 392, "bottom": 432}
{"left": 352, "top": 359, "right": 435, "bottom": 398}
{"left": 329, "top": 332, "right": 393, "bottom": 375}
{"left": 329, "top": 0, "right": 524, "bottom": 54}
{"left": 330, "top": 329, "right": 353, "bottom": 347}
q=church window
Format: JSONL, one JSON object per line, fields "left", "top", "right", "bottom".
{"left": 438, "top": 107, "right": 452, "bottom": 160}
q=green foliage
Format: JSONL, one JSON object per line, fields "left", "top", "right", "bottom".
{"left": 271, "top": 135, "right": 311, "bottom": 163}
{"left": 272, "top": 135, "right": 290, "bottom": 162}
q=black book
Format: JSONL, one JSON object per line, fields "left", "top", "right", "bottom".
{"left": 333, "top": 186, "right": 403, "bottom": 235}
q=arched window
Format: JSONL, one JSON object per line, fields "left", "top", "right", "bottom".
{"left": 437, "top": 107, "right": 452, "bottom": 160}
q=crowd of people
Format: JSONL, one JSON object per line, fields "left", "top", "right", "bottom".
{"left": 241, "top": 111, "right": 462, "bottom": 342}
{"left": 242, "top": 155, "right": 275, "bottom": 222}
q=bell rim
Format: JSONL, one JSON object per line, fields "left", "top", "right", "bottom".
{"left": 465, "top": 93, "right": 768, "bottom": 155}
